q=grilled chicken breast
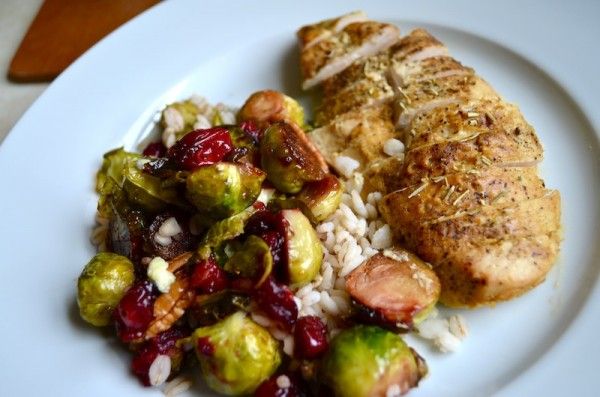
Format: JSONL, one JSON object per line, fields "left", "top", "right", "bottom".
{"left": 297, "top": 15, "right": 561, "bottom": 307}
{"left": 299, "top": 20, "right": 400, "bottom": 90}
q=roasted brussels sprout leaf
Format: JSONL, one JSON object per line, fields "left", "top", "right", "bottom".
{"left": 186, "top": 162, "right": 265, "bottom": 219}
{"left": 281, "top": 209, "right": 322, "bottom": 286}
{"left": 96, "top": 148, "right": 139, "bottom": 217}
{"left": 224, "top": 235, "right": 273, "bottom": 287}
{"left": 346, "top": 251, "right": 440, "bottom": 330}
{"left": 321, "top": 325, "right": 427, "bottom": 397}
{"left": 296, "top": 174, "right": 343, "bottom": 222}
{"left": 187, "top": 291, "right": 251, "bottom": 328}
{"left": 238, "top": 90, "right": 305, "bottom": 129}
{"left": 123, "top": 158, "right": 184, "bottom": 212}
{"left": 197, "top": 205, "right": 261, "bottom": 259}
{"left": 260, "top": 122, "right": 328, "bottom": 194}
{"left": 191, "top": 311, "right": 281, "bottom": 395}
{"left": 77, "top": 253, "right": 135, "bottom": 326}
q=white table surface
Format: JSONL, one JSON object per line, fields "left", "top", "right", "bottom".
{"left": 0, "top": 0, "right": 48, "bottom": 143}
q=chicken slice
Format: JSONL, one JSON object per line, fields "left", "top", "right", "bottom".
{"left": 380, "top": 191, "right": 561, "bottom": 306}
{"left": 431, "top": 231, "right": 561, "bottom": 306}
{"left": 317, "top": 56, "right": 472, "bottom": 125}
{"left": 394, "top": 74, "right": 499, "bottom": 130}
{"left": 400, "top": 122, "right": 542, "bottom": 186}
{"left": 321, "top": 28, "right": 448, "bottom": 97}
{"left": 300, "top": 21, "right": 400, "bottom": 90}
{"left": 297, "top": 11, "right": 368, "bottom": 50}
{"left": 381, "top": 166, "right": 547, "bottom": 222}
{"left": 403, "top": 100, "right": 536, "bottom": 149}
{"left": 389, "top": 28, "right": 449, "bottom": 65}
{"left": 316, "top": 77, "right": 395, "bottom": 125}
{"left": 309, "top": 105, "right": 397, "bottom": 169}
{"left": 381, "top": 191, "right": 561, "bottom": 253}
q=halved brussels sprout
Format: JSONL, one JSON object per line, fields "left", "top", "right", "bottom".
{"left": 260, "top": 122, "right": 327, "bottom": 194}
{"left": 296, "top": 174, "right": 343, "bottom": 221}
{"left": 346, "top": 251, "right": 441, "bottom": 330}
{"left": 186, "top": 162, "right": 265, "bottom": 219}
{"left": 123, "top": 158, "right": 184, "bottom": 212}
{"left": 96, "top": 148, "right": 139, "bottom": 217}
{"left": 224, "top": 235, "right": 273, "bottom": 287}
{"left": 191, "top": 311, "right": 281, "bottom": 395}
{"left": 321, "top": 325, "right": 427, "bottom": 397}
{"left": 77, "top": 253, "right": 135, "bottom": 326}
{"left": 197, "top": 205, "right": 261, "bottom": 259}
{"left": 238, "top": 90, "right": 305, "bottom": 129}
{"left": 281, "top": 209, "right": 322, "bottom": 286}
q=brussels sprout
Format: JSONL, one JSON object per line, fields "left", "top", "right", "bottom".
{"left": 281, "top": 209, "right": 322, "bottom": 286}
{"left": 197, "top": 205, "right": 261, "bottom": 259}
{"left": 346, "top": 251, "right": 441, "bottom": 330}
{"left": 107, "top": 202, "right": 147, "bottom": 262}
{"left": 186, "top": 162, "right": 265, "bottom": 219}
{"left": 77, "top": 253, "right": 135, "bottom": 326}
{"left": 187, "top": 291, "right": 251, "bottom": 328}
{"left": 96, "top": 148, "right": 139, "bottom": 217}
{"left": 296, "top": 174, "right": 343, "bottom": 221}
{"left": 238, "top": 90, "right": 305, "bottom": 129}
{"left": 191, "top": 311, "right": 281, "bottom": 395}
{"left": 260, "top": 122, "right": 327, "bottom": 193}
{"left": 321, "top": 325, "right": 427, "bottom": 397}
{"left": 224, "top": 235, "right": 273, "bottom": 287}
{"left": 123, "top": 158, "right": 184, "bottom": 212}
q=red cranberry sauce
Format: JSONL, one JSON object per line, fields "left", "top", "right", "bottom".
{"left": 167, "top": 127, "right": 234, "bottom": 170}
{"left": 293, "top": 316, "right": 328, "bottom": 359}
{"left": 114, "top": 281, "right": 158, "bottom": 342}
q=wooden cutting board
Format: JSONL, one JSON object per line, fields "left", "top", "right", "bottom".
{"left": 8, "top": 0, "right": 160, "bottom": 82}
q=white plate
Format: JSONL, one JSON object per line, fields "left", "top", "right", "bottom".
{"left": 1, "top": 1, "right": 599, "bottom": 396}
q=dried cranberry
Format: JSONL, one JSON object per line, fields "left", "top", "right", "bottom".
{"left": 254, "top": 277, "right": 297, "bottom": 332}
{"left": 146, "top": 213, "right": 194, "bottom": 260}
{"left": 245, "top": 210, "right": 287, "bottom": 276}
{"left": 167, "top": 127, "right": 233, "bottom": 170}
{"left": 114, "top": 281, "right": 158, "bottom": 342}
{"left": 196, "top": 336, "right": 215, "bottom": 356}
{"left": 240, "top": 119, "right": 263, "bottom": 143}
{"left": 190, "top": 257, "right": 229, "bottom": 294}
{"left": 294, "top": 316, "right": 328, "bottom": 359}
{"left": 131, "top": 327, "right": 187, "bottom": 386}
{"left": 254, "top": 373, "right": 310, "bottom": 397}
{"left": 142, "top": 141, "right": 167, "bottom": 157}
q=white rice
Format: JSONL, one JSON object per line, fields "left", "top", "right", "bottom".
{"left": 149, "top": 354, "right": 171, "bottom": 386}
{"left": 162, "top": 375, "right": 192, "bottom": 397}
{"left": 414, "top": 309, "right": 469, "bottom": 353}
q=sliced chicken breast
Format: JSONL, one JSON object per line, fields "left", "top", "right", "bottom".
{"left": 382, "top": 166, "right": 547, "bottom": 222}
{"left": 300, "top": 21, "right": 400, "bottom": 90}
{"left": 297, "top": 10, "right": 368, "bottom": 50}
